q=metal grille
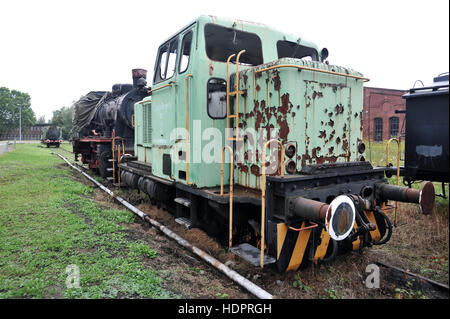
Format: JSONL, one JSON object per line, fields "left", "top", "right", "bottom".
{"left": 143, "top": 103, "right": 152, "bottom": 144}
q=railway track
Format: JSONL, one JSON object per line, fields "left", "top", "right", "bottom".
{"left": 53, "top": 152, "right": 273, "bottom": 299}
{"left": 377, "top": 261, "right": 449, "bottom": 299}
{"left": 51, "top": 149, "right": 449, "bottom": 299}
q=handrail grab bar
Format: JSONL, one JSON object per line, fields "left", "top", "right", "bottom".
{"left": 386, "top": 137, "right": 401, "bottom": 226}
{"left": 260, "top": 139, "right": 285, "bottom": 268}
{"left": 255, "top": 64, "right": 370, "bottom": 82}
{"left": 220, "top": 145, "right": 234, "bottom": 248}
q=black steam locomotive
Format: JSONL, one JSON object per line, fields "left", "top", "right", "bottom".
{"left": 72, "top": 69, "right": 148, "bottom": 181}
{"left": 41, "top": 125, "right": 62, "bottom": 148}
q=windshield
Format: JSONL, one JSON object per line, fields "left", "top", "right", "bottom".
{"left": 277, "top": 40, "right": 318, "bottom": 61}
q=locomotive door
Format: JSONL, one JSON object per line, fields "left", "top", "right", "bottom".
{"left": 174, "top": 27, "right": 196, "bottom": 184}
{"left": 151, "top": 36, "right": 180, "bottom": 178}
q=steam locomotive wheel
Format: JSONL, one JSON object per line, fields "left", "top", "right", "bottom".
{"left": 97, "top": 145, "right": 113, "bottom": 179}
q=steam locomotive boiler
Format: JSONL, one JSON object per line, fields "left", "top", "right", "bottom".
{"left": 110, "top": 16, "right": 436, "bottom": 273}
{"left": 72, "top": 69, "right": 148, "bottom": 182}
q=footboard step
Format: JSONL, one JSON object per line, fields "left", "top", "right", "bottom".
{"left": 230, "top": 243, "right": 276, "bottom": 266}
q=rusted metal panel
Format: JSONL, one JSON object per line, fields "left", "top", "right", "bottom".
{"left": 234, "top": 58, "right": 365, "bottom": 190}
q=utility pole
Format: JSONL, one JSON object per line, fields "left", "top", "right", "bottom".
{"left": 19, "top": 105, "right": 22, "bottom": 142}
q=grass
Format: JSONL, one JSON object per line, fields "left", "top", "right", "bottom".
{"left": 0, "top": 143, "right": 178, "bottom": 298}
{"left": 364, "top": 139, "right": 449, "bottom": 286}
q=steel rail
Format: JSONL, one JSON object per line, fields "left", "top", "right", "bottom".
{"left": 53, "top": 152, "right": 274, "bottom": 299}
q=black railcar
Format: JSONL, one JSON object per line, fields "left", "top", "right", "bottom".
{"left": 401, "top": 73, "right": 449, "bottom": 185}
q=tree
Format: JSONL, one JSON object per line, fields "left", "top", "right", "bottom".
{"left": 36, "top": 115, "right": 46, "bottom": 124}
{"left": 51, "top": 105, "right": 74, "bottom": 140}
{"left": 0, "top": 87, "right": 36, "bottom": 137}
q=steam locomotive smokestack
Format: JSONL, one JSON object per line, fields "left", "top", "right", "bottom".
{"left": 132, "top": 68, "right": 147, "bottom": 87}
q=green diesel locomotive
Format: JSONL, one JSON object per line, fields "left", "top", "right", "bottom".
{"left": 115, "top": 15, "right": 435, "bottom": 273}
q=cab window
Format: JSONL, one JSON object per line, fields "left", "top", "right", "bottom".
{"left": 277, "top": 40, "right": 318, "bottom": 61}
{"left": 179, "top": 31, "right": 193, "bottom": 74}
{"left": 207, "top": 78, "right": 227, "bottom": 119}
{"left": 204, "top": 24, "right": 263, "bottom": 65}
{"left": 154, "top": 38, "right": 179, "bottom": 84}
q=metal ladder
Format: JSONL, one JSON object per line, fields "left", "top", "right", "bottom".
{"left": 226, "top": 50, "right": 246, "bottom": 142}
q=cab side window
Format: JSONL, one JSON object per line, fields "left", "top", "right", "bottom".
{"left": 207, "top": 78, "right": 227, "bottom": 119}
{"left": 154, "top": 38, "right": 179, "bottom": 84}
{"left": 179, "top": 31, "right": 193, "bottom": 74}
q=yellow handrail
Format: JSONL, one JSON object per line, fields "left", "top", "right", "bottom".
{"left": 260, "top": 139, "right": 285, "bottom": 268}
{"left": 226, "top": 53, "right": 235, "bottom": 141}
{"left": 185, "top": 74, "right": 193, "bottom": 185}
{"left": 386, "top": 137, "right": 401, "bottom": 226}
{"left": 226, "top": 50, "right": 246, "bottom": 141}
{"left": 148, "top": 81, "right": 175, "bottom": 94}
{"left": 220, "top": 146, "right": 234, "bottom": 248}
{"left": 255, "top": 64, "right": 370, "bottom": 82}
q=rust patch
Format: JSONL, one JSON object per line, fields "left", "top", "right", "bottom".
{"left": 209, "top": 62, "right": 214, "bottom": 76}
{"left": 237, "top": 163, "right": 249, "bottom": 173}
{"left": 256, "top": 84, "right": 260, "bottom": 92}
{"left": 243, "top": 74, "right": 248, "bottom": 87}
{"left": 273, "top": 71, "right": 281, "bottom": 91}
{"left": 335, "top": 104, "right": 344, "bottom": 114}
{"left": 328, "top": 119, "right": 334, "bottom": 127}
{"left": 250, "top": 164, "right": 261, "bottom": 176}
{"left": 318, "top": 130, "right": 326, "bottom": 139}
{"left": 336, "top": 137, "right": 341, "bottom": 144}
{"left": 279, "top": 93, "right": 291, "bottom": 114}
{"left": 312, "top": 91, "right": 323, "bottom": 99}
{"left": 343, "top": 139, "right": 349, "bottom": 151}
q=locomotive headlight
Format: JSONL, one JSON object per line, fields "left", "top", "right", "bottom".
{"left": 357, "top": 141, "right": 366, "bottom": 154}
{"left": 285, "top": 143, "right": 296, "bottom": 158}
{"left": 325, "top": 196, "right": 356, "bottom": 241}
{"left": 285, "top": 159, "right": 297, "bottom": 174}
{"left": 320, "top": 48, "right": 329, "bottom": 62}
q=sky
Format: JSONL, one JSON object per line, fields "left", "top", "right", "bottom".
{"left": 0, "top": 0, "right": 448, "bottom": 121}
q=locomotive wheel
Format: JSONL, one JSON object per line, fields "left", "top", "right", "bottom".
{"left": 98, "top": 152, "right": 111, "bottom": 178}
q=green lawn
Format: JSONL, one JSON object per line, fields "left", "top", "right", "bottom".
{"left": 0, "top": 143, "right": 178, "bottom": 298}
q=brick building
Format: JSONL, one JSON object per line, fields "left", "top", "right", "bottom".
{"left": 362, "top": 87, "right": 407, "bottom": 141}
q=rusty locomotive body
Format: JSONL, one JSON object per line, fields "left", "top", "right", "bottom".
{"left": 73, "top": 16, "right": 436, "bottom": 273}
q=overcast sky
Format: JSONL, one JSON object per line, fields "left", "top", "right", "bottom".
{"left": 1, "top": 0, "right": 448, "bottom": 121}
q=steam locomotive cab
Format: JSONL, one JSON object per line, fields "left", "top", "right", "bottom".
{"left": 118, "top": 16, "right": 435, "bottom": 272}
